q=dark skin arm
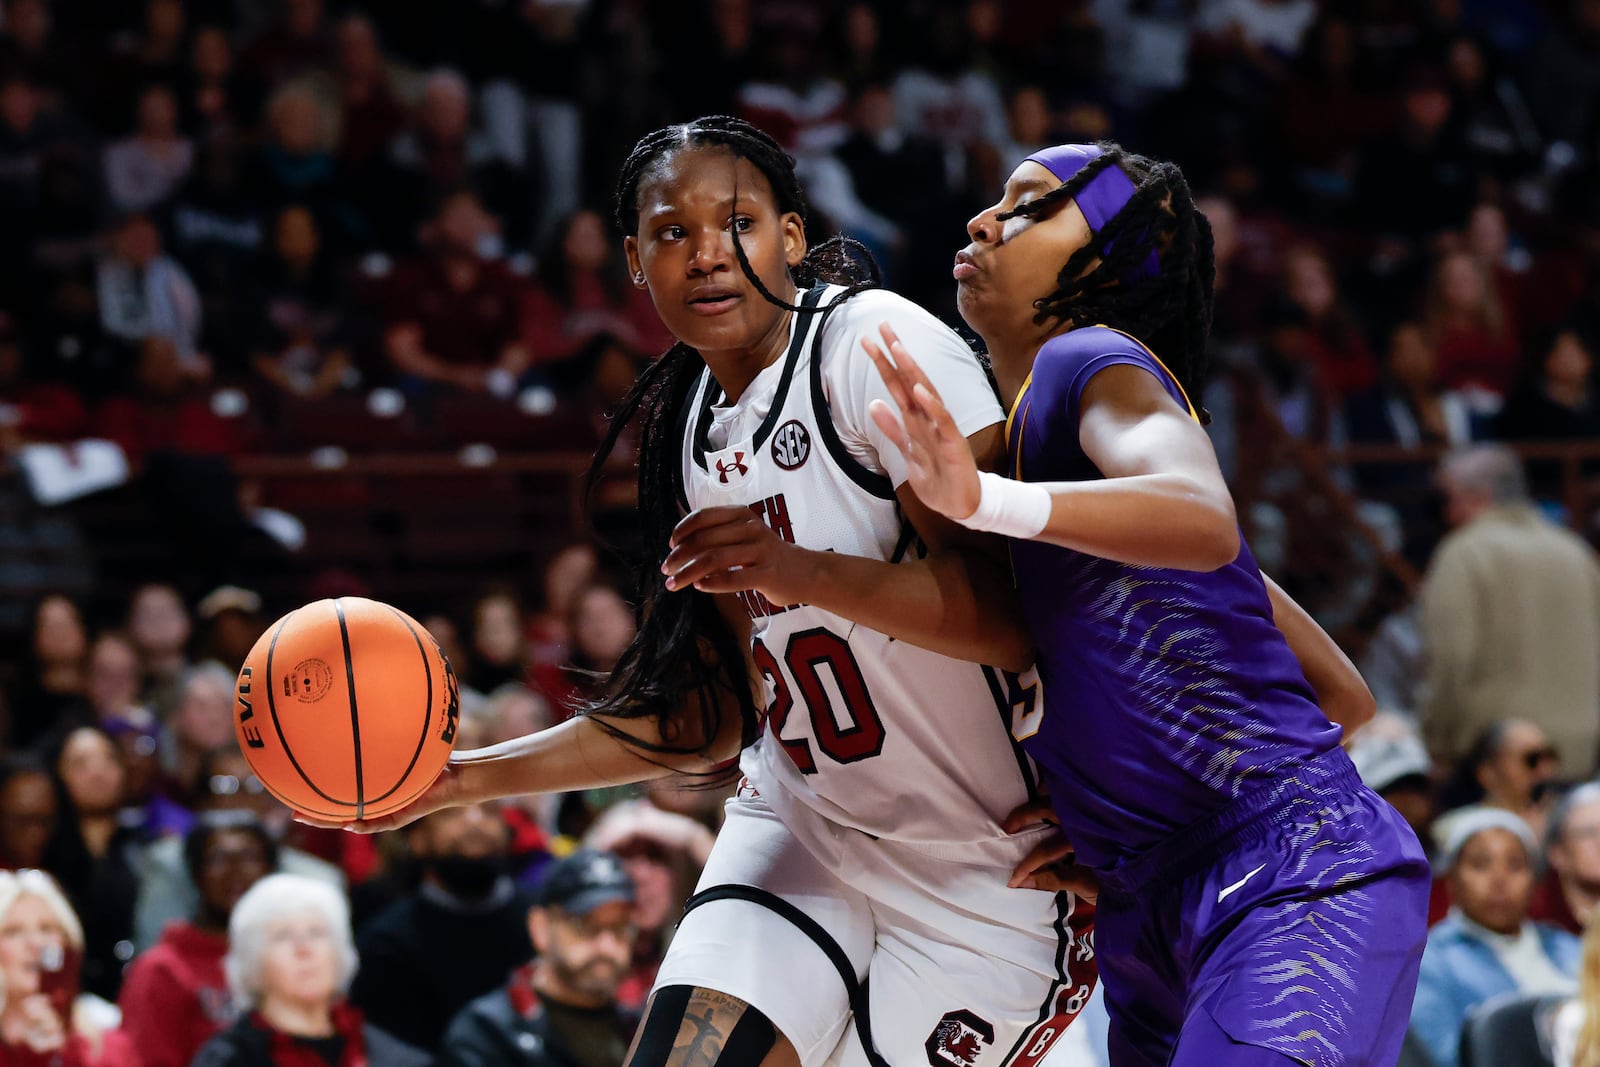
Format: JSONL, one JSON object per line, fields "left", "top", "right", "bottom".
{"left": 296, "top": 596, "right": 757, "bottom": 832}
{"left": 661, "top": 422, "right": 1035, "bottom": 673}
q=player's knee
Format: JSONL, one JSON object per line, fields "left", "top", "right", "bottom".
{"left": 628, "top": 985, "right": 787, "bottom": 1067}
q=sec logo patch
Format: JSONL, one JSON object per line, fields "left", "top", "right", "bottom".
{"left": 772, "top": 420, "right": 811, "bottom": 470}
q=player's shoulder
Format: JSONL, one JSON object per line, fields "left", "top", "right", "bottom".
{"left": 1030, "top": 326, "right": 1157, "bottom": 399}
{"left": 818, "top": 285, "right": 960, "bottom": 341}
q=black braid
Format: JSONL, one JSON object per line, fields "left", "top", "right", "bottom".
{"left": 999, "top": 142, "right": 1216, "bottom": 422}
{"left": 584, "top": 117, "right": 880, "bottom": 771}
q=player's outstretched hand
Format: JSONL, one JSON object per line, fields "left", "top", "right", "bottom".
{"left": 664, "top": 504, "right": 815, "bottom": 604}
{"left": 862, "top": 323, "right": 983, "bottom": 522}
{"left": 292, "top": 758, "right": 471, "bottom": 834}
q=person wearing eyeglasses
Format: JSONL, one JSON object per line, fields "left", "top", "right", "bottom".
{"left": 132, "top": 748, "right": 344, "bottom": 951}
{"left": 1436, "top": 719, "right": 1564, "bottom": 849}
{"left": 118, "top": 810, "right": 277, "bottom": 1067}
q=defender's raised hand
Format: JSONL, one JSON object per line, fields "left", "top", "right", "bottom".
{"left": 863, "top": 323, "right": 984, "bottom": 522}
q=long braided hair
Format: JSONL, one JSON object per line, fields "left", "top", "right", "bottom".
{"left": 584, "top": 116, "right": 879, "bottom": 767}
{"left": 997, "top": 142, "right": 1216, "bottom": 420}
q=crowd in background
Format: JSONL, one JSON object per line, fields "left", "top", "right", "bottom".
{"left": 6, "top": 0, "right": 1600, "bottom": 1064}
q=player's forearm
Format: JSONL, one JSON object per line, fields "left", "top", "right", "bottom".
{"left": 449, "top": 707, "right": 742, "bottom": 802}
{"left": 1263, "top": 574, "right": 1375, "bottom": 731}
{"left": 1035, "top": 473, "right": 1240, "bottom": 571}
{"left": 801, "top": 548, "right": 1034, "bottom": 672}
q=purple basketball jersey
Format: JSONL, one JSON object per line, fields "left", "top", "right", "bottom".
{"left": 1004, "top": 326, "right": 1345, "bottom": 873}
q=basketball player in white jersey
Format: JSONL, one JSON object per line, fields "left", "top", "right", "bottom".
{"left": 310, "top": 117, "right": 1095, "bottom": 1067}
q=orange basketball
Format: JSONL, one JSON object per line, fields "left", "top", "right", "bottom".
{"left": 233, "top": 597, "right": 459, "bottom": 821}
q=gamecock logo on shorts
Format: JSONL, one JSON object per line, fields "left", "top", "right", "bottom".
{"left": 926, "top": 1009, "right": 995, "bottom": 1067}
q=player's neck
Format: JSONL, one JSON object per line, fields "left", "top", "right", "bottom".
{"left": 988, "top": 321, "right": 1073, "bottom": 409}
{"left": 700, "top": 308, "right": 795, "bottom": 405}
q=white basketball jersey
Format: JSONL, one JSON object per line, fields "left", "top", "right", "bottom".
{"left": 678, "top": 285, "right": 1044, "bottom": 851}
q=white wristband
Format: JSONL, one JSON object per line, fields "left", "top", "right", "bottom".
{"left": 956, "top": 471, "right": 1053, "bottom": 539}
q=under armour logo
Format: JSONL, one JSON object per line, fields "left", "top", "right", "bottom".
{"left": 715, "top": 452, "right": 749, "bottom": 483}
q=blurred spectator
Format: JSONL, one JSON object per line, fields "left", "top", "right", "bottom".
{"left": 0, "top": 760, "right": 59, "bottom": 871}
{"left": 349, "top": 804, "right": 535, "bottom": 1051}
{"left": 95, "top": 212, "right": 204, "bottom": 369}
{"left": 0, "top": 74, "right": 80, "bottom": 278}
{"left": 1351, "top": 64, "right": 1478, "bottom": 243}
{"left": 1436, "top": 719, "right": 1563, "bottom": 846}
{"left": 135, "top": 747, "right": 344, "bottom": 951}
{"left": 93, "top": 0, "right": 187, "bottom": 133}
{"left": 381, "top": 191, "right": 529, "bottom": 397}
{"left": 247, "top": 205, "right": 359, "bottom": 402}
{"left": 0, "top": 0, "right": 79, "bottom": 107}
{"left": 195, "top": 587, "right": 268, "bottom": 670}
{"left": 891, "top": 5, "right": 1009, "bottom": 191}
{"left": 1422, "top": 246, "right": 1522, "bottom": 402}
{"left": 1345, "top": 321, "right": 1474, "bottom": 460}
{"left": 41, "top": 726, "right": 141, "bottom": 1002}
{"left": 1271, "top": 16, "right": 1391, "bottom": 206}
{"left": 160, "top": 662, "right": 240, "bottom": 803}
{"left": 250, "top": 85, "right": 364, "bottom": 254}
{"left": 439, "top": 849, "right": 638, "bottom": 1067}
{"left": 1445, "top": 35, "right": 1542, "bottom": 183}
{"left": 582, "top": 802, "right": 713, "bottom": 1013}
{"left": 525, "top": 544, "right": 599, "bottom": 671}
{"left": 238, "top": 0, "right": 335, "bottom": 92}
{"left": 1417, "top": 445, "right": 1600, "bottom": 777}
{"left": 379, "top": 70, "right": 523, "bottom": 251}
{"left": 330, "top": 16, "right": 404, "bottom": 176}
{"left": 466, "top": 587, "right": 529, "bottom": 694}
{"left": 1495, "top": 327, "right": 1600, "bottom": 497}
{"left": 538, "top": 583, "right": 637, "bottom": 720}
{"left": 103, "top": 83, "right": 194, "bottom": 215}
{"left": 1280, "top": 243, "right": 1378, "bottom": 399}
{"left": 126, "top": 582, "right": 192, "bottom": 708}
{"left": 182, "top": 25, "right": 258, "bottom": 141}
{"left": 8, "top": 594, "right": 90, "bottom": 749}
{"left": 118, "top": 811, "right": 276, "bottom": 1067}
{"left": 832, "top": 81, "right": 958, "bottom": 311}
{"left": 84, "top": 632, "right": 156, "bottom": 736}
{"left": 111, "top": 716, "right": 187, "bottom": 841}
{"left": 1523, "top": 0, "right": 1600, "bottom": 149}
{"left": 1410, "top": 810, "right": 1580, "bottom": 1067}
{"left": 1347, "top": 712, "right": 1438, "bottom": 860}
{"left": 0, "top": 869, "right": 136, "bottom": 1067}
{"left": 96, "top": 336, "right": 244, "bottom": 468}
{"left": 1535, "top": 783, "right": 1600, "bottom": 935}
{"left": 191, "top": 873, "right": 431, "bottom": 1067}
{"left": 519, "top": 208, "right": 671, "bottom": 392}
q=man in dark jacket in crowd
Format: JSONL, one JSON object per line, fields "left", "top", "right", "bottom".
{"left": 439, "top": 849, "right": 639, "bottom": 1067}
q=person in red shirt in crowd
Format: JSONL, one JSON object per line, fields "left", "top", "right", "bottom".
{"left": 382, "top": 191, "right": 529, "bottom": 397}
{"left": 97, "top": 336, "right": 245, "bottom": 467}
{"left": 1422, "top": 245, "right": 1522, "bottom": 400}
{"left": 118, "top": 811, "right": 276, "bottom": 1067}
{"left": 0, "top": 869, "right": 138, "bottom": 1067}
{"left": 519, "top": 208, "right": 673, "bottom": 395}
{"left": 1533, "top": 783, "right": 1600, "bottom": 935}
{"left": 1280, "top": 242, "right": 1379, "bottom": 399}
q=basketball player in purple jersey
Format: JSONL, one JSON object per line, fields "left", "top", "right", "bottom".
{"left": 864, "top": 142, "right": 1431, "bottom": 1067}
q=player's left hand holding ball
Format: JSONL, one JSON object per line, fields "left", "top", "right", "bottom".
{"left": 294, "top": 760, "right": 473, "bottom": 833}
{"left": 663, "top": 505, "right": 817, "bottom": 605}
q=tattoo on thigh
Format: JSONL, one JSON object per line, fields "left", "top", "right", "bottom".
{"left": 670, "top": 989, "right": 750, "bottom": 1067}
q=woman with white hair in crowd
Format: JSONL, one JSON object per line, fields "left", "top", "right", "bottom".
{"left": 1410, "top": 808, "right": 1582, "bottom": 1067}
{"left": 0, "top": 869, "right": 137, "bottom": 1066}
{"left": 191, "top": 874, "right": 430, "bottom": 1067}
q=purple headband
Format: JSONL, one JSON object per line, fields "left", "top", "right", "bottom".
{"left": 1023, "top": 144, "right": 1159, "bottom": 281}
